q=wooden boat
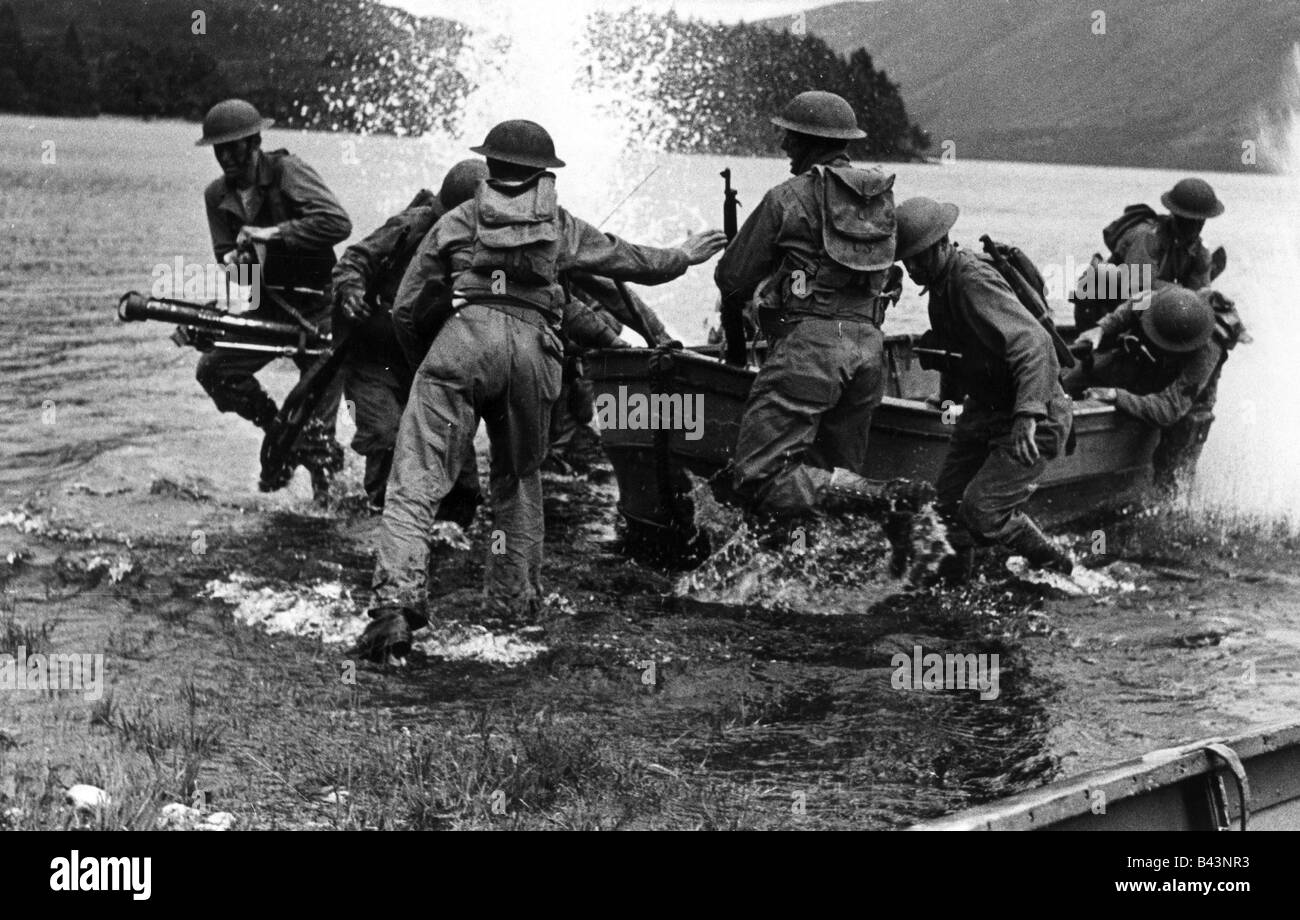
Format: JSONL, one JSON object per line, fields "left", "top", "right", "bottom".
{"left": 586, "top": 333, "right": 1160, "bottom": 550}
{"left": 910, "top": 719, "right": 1300, "bottom": 830}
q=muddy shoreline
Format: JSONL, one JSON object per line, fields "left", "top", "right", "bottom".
{"left": 2, "top": 440, "right": 1297, "bottom": 830}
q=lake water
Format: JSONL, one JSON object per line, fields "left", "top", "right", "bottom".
{"left": 2, "top": 113, "right": 1298, "bottom": 521}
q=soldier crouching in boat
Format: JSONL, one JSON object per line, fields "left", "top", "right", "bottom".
{"left": 195, "top": 99, "right": 352, "bottom": 502}
{"left": 331, "top": 159, "right": 489, "bottom": 516}
{"left": 893, "top": 197, "right": 1074, "bottom": 581}
{"left": 1064, "top": 285, "right": 1247, "bottom": 493}
{"left": 714, "top": 91, "right": 931, "bottom": 570}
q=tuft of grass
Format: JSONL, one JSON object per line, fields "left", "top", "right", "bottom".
{"left": 0, "top": 612, "right": 55, "bottom": 657}
{"left": 111, "top": 681, "right": 226, "bottom": 767}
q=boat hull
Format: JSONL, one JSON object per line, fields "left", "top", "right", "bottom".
{"left": 586, "top": 337, "right": 1159, "bottom": 536}
{"left": 911, "top": 720, "right": 1300, "bottom": 831}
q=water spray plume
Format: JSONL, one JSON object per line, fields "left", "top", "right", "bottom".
{"left": 1193, "top": 44, "right": 1300, "bottom": 528}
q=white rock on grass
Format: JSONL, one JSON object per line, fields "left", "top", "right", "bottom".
{"left": 65, "top": 784, "right": 110, "bottom": 814}
{"left": 199, "top": 812, "right": 236, "bottom": 831}
{"left": 158, "top": 802, "right": 236, "bottom": 831}
{"left": 157, "top": 802, "right": 202, "bottom": 830}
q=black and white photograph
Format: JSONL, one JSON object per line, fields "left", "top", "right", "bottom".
{"left": 0, "top": 0, "right": 1296, "bottom": 887}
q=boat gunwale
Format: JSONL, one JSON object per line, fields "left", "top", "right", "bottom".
{"left": 588, "top": 346, "right": 1122, "bottom": 418}
{"left": 911, "top": 720, "right": 1300, "bottom": 831}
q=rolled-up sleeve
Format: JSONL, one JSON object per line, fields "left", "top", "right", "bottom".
{"left": 275, "top": 155, "right": 352, "bottom": 251}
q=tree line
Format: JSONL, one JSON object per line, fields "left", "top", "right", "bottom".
{"left": 0, "top": 1, "right": 929, "bottom": 159}
{"left": 580, "top": 10, "right": 932, "bottom": 160}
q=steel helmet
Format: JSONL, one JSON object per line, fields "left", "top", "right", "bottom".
{"left": 438, "top": 158, "right": 489, "bottom": 210}
{"left": 196, "top": 99, "right": 275, "bottom": 147}
{"left": 1140, "top": 286, "right": 1215, "bottom": 353}
{"left": 770, "top": 91, "right": 866, "bottom": 141}
{"left": 1161, "top": 178, "right": 1224, "bottom": 220}
{"left": 894, "top": 197, "right": 960, "bottom": 260}
{"left": 469, "top": 119, "right": 565, "bottom": 169}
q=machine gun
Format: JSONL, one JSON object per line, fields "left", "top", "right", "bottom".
{"left": 117, "top": 290, "right": 350, "bottom": 493}
{"left": 117, "top": 292, "right": 331, "bottom": 357}
{"left": 718, "top": 168, "right": 749, "bottom": 366}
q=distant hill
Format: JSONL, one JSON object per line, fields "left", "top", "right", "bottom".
{"left": 767, "top": 0, "right": 1300, "bottom": 170}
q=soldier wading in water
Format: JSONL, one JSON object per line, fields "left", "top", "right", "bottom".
{"left": 195, "top": 99, "right": 352, "bottom": 502}
{"left": 893, "top": 198, "right": 1074, "bottom": 581}
{"left": 355, "top": 120, "right": 725, "bottom": 661}
{"left": 715, "top": 90, "right": 933, "bottom": 571}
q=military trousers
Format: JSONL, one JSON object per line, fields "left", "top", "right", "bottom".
{"left": 195, "top": 290, "right": 343, "bottom": 466}
{"left": 374, "top": 305, "right": 563, "bottom": 617}
{"left": 344, "top": 356, "right": 483, "bottom": 513}
{"left": 733, "top": 316, "right": 885, "bottom": 516}
{"left": 935, "top": 397, "right": 1072, "bottom": 543}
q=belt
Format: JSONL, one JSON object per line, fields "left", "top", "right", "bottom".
{"left": 454, "top": 296, "right": 557, "bottom": 331}
{"left": 786, "top": 299, "right": 888, "bottom": 329}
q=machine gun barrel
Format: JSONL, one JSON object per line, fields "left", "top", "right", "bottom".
{"left": 117, "top": 292, "right": 311, "bottom": 341}
{"left": 116, "top": 291, "right": 329, "bottom": 355}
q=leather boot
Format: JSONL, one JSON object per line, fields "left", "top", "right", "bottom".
{"left": 822, "top": 468, "right": 935, "bottom": 516}
{"left": 1003, "top": 515, "right": 1073, "bottom": 575}
{"left": 351, "top": 605, "right": 429, "bottom": 663}
{"left": 934, "top": 515, "right": 975, "bottom": 584}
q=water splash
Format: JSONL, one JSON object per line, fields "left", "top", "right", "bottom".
{"left": 1192, "top": 44, "right": 1300, "bottom": 527}
{"left": 675, "top": 475, "right": 950, "bottom": 614}
{"left": 438, "top": 3, "right": 703, "bottom": 245}
{"left": 201, "top": 573, "right": 546, "bottom": 666}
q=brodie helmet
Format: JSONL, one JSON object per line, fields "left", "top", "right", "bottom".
{"left": 197, "top": 99, "right": 275, "bottom": 147}
{"left": 770, "top": 91, "right": 866, "bottom": 141}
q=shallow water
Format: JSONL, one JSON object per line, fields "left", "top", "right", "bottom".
{"left": 3, "top": 115, "right": 1299, "bottom": 826}
{"left": 3, "top": 113, "right": 1296, "bottom": 518}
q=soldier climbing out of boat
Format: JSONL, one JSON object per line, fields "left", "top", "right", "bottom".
{"left": 893, "top": 197, "right": 1075, "bottom": 581}
{"left": 331, "top": 159, "right": 489, "bottom": 516}
{"left": 195, "top": 98, "right": 353, "bottom": 502}
{"left": 714, "top": 90, "right": 931, "bottom": 569}
{"left": 1075, "top": 177, "right": 1225, "bottom": 328}
{"left": 354, "top": 119, "right": 726, "bottom": 661}
{"left": 1065, "top": 285, "right": 1247, "bottom": 493}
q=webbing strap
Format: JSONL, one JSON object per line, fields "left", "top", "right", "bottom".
{"left": 1204, "top": 742, "right": 1250, "bottom": 832}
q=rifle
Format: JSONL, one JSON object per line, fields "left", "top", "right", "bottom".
{"left": 978, "top": 235, "right": 1076, "bottom": 370}
{"left": 718, "top": 168, "right": 748, "bottom": 366}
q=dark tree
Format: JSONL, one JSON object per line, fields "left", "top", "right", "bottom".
{"left": 580, "top": 12, "right": 929, "bottom": 160}
{"left": 0, "top": 2, "right": 30, "bottom": 111}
